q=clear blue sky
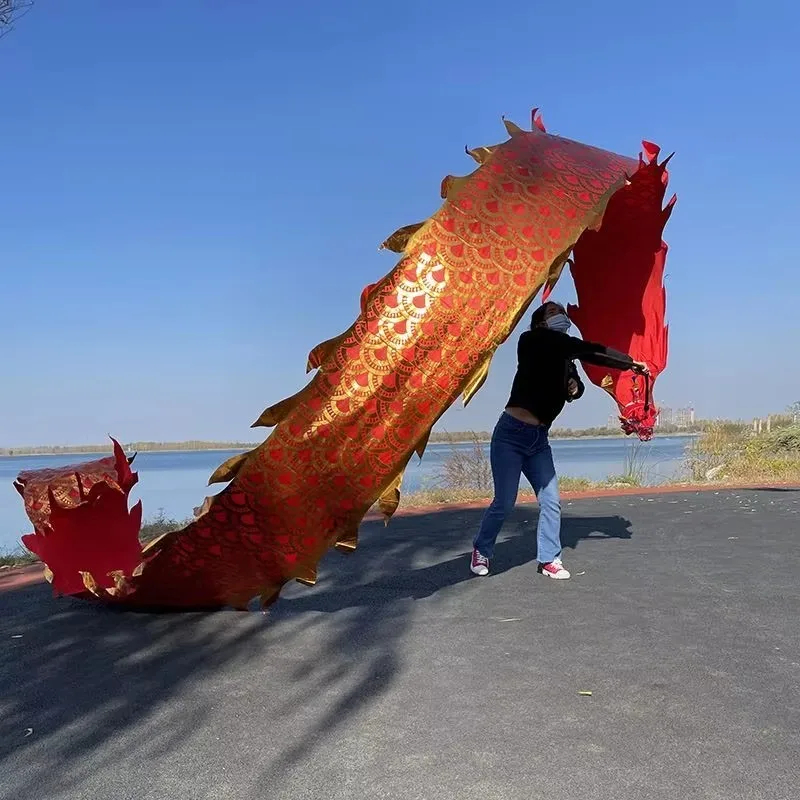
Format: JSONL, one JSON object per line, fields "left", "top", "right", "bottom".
{"left": 1, "top": 0, "right": 798, "bottom": 446}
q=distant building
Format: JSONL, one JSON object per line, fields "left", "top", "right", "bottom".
{"left": 657, "top": 406, "right": 674, "bottom": 427}
{"left": 608, "top": 403, "right": 696, "bottom": 430}
{"left": 674, "top": 406, "right": 696, "bottom": 428}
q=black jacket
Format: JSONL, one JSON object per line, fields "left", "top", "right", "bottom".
{"left": 506, "top": 328, "right": 635, "bottom": 426}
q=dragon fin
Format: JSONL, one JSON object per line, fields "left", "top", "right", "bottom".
{"left": 307, "top": 333, "right": 346, "bottom": 372}
{"left": 542, "top": 257, "right": 573, "bottom": 302}
{"left": 193, "top": 496, "right": 215, "bottom": 518}
{"left": 531, "top": 108, "right": 546, "bottom": 132}
{"left": 463, "top": 355, "right": 493, "bottom": 406}
{"left": 334, "top": 522, "right": 360, "bottom": 553}
{"left": 380, "top": 222, "right": 425, "bottom": 254}
{"left": 415, "top": 428, "right": 431, "bottom": 459}
{"left": 208, "top": 452, "right": 249, "bottom": 485}
{"left": 259, "top": 585, "right": 282, "bottom": 610}
{"left": 295, "top": 563, "right": 318, "bottom": 587}
{"left": 252, "top": 384, "right": 310, "bottom": 428}
{"left": 465, "top": 145, "right": 495, "bottom": 165}
{"left": 378, "top": 472, "right": 403, "bottom": 523}
{"left": 80, "top": 571, "right": 100, "bottom": 596}
{"left": 440, "top": 174, "right": 469, "bottom": 199}
{"left": 502, "top": 116, "right": 524, "bottom": 136}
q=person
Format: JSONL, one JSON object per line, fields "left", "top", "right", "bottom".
{"left": 470, "top": 301, "right": 649, "bottom": 579}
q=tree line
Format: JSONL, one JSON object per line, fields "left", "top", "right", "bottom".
{"left": 3, "top": 413, "right": 796, "bottom": 456}
{"left": 0, "top": 441, "right": 258, "bottom": 456}
{"left": 2, "top": 430, "right": 650, "bottom": 455}
{"left": 429, "top": 422, "right": 704, "bottom": 443}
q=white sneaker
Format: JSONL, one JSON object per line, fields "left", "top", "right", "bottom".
{"left": 538, "top": 561, "right": 571, "bottom": 579}
{"left": 470, "top": 549, "right": 489, "bottom": 576}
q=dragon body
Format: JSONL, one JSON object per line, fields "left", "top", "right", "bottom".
{"left": 16, "top": 110, "right": 676, "bottom": 610}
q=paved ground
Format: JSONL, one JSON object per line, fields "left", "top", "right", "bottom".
{"left": 1, "top": 489, "right": 798, "bottom": 800}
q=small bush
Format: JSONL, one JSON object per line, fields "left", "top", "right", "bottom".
{"left": 621, "top": 441, "right": 651, "bottom": 485}
{"left": 429, "top": 430, "right": 662, "bottom": 501}
{"left": 140, "top": 509, "right": 188, "bottom": 543}
{"left": 764, "top": 425, "right": 800, "bottom": 453}
{"left": 559, "top": 476, "right": 594, "bottom": 493}
{"left": 0, "top": 549, "right": 39, "bottom": 568}
{"left": 436, "top": 433, "right": 493, "bottom": 492}
{"left": 429, "top": 432, "right": 611, "bottom": 501}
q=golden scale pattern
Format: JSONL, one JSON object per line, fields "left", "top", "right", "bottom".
{"left": 115, "top": 113, "right": 637, "bottom": 609}
{"left": 18, "top": 112, "right": 646, "bottom": 610}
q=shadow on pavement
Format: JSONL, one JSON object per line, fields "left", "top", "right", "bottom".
{"left": 0, "top": 581, "right": 269, "bottom": 796}
{"left": 0, "top": 503, "right": 631, "bottom": 797}
{"left": 255, "top": 505, "right": 631, "bottom": 782}
{"left": 280, "top": 507, "right": 632, "bottom": 614}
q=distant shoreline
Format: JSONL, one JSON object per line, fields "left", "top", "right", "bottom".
{"left": 0, "top": 446, "right": 256, "bottom": 459}
{"left": 0, "top": 432, "right": 698, "bottom": 458}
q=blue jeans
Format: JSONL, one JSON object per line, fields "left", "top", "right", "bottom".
{"left": 473, "top": 412, "right": 562, "bottom": 563}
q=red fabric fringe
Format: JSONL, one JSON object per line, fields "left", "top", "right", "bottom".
{"left": 567, "top": 144, "right": 675, "bottom": 440}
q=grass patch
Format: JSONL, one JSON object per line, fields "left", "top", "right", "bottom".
{"left": 403, "top": 487, "right": 495, "bottom": 506}
{"left": 412, "top": 431, "right": 638, "bottom": 504}
{"left": 559, "top": 476, "right": 595, "bottom": 493}
{"left": 139, "top": 509, "right": 190, "bottom": 543}
{"left": 0, "top": 549, "right": 39, "bottom": 569}
{"left": 685, "top": 423, "right": 800, "bottom": 484}
{"left": 403, "top": 476, "right": 604, "bottom": 506}
{"left": 600, "top": 475, "right": 643, "bottom": 488}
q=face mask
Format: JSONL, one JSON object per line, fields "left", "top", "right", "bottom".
{"left": 546, "top": 313, "right": 572, "bottom": 334}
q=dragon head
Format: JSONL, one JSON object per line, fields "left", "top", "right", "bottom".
{"left": 566, "top": 142, "right": 675, "bottom": 441}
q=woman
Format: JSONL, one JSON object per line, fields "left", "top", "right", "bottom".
{"left": 470, "top": 301, "right": 649, "bottom": 579}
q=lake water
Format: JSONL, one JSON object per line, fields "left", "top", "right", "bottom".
{"left": 0, "top": 436, "right": 693, "bottom": 551}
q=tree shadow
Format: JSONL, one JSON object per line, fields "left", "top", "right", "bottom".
{"left": 0, "top": 503, "right": 631, "bottom": 798}
{"left": 0, "top": 581, "right": 271, "bottom": 798}
{"left": 256, "top": 504, "right": 631, "bottom": 784}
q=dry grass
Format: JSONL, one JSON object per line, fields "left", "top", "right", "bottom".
{"left": 402, "top": 487, "right": 496, "bottom": 506}
{"left": 436, "top": 433, "right": 494, "bottom": 492}
{"left": 0, "top": 549, "right": 39, "bottom": 569}
{"left": 686, "top": 423, "right": 800, "bottom": 484}
{"left": 405, "top": 432, "right": 636, "bottom": 507}
{"left": 139, "top": 509, "right": 190, "bottom": 543}
{"left": 559, "top": 476, "right": 595, "bottom": 492}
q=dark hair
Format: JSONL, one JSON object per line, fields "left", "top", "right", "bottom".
{"left": 530, "top": 301, "right": 565, "bottom": 329}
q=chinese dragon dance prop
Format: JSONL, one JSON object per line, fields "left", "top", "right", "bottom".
{"left": 15, "top": 110, "right": 676, "bottom": 610}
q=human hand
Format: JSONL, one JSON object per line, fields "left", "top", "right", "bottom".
{"left": 632, "top": 361, "right": 650, "bottom": 376}
{"left": 567, "top": 378, "right": 580, "bottom": 397}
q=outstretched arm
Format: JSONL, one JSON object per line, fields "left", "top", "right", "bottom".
{"left": 566, "top": 336, "right": 649, "bottom": 374}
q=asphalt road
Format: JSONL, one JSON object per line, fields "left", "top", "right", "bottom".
{"left": 1, "top": 489, "right": 798, "bottom": 800}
